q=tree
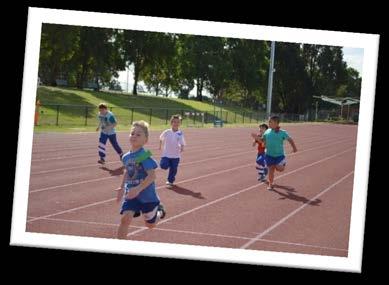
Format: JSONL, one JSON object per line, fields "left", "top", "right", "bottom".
{"left": 272, "top": 42, "right": 311, "bottom": 114}
{"left": 227, "top": 38, "right": 268, "bottom": 108}
{"left": 39, "top": 24, "right": 80, "bottom": 85}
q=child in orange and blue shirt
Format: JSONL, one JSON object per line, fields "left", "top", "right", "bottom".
{"left": 252, "top": 123, "right": 269, "bottom": 182}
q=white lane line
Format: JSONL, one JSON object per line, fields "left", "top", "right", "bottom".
{"left": 127, "top": 149, "right": 355, "bottom": 238}
{"left": 240, "top": 171, "right": 354, "bottom": 249}
{"left": 27, "top": 216, "right": 347, "bottom": 252}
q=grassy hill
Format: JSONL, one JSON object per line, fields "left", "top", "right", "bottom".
{"left": 35, "top": 86, "right": 266, "bottom": 131}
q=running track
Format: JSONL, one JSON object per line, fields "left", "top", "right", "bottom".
{"left": 26, "top": 124, "right": 357, "bottom": 257}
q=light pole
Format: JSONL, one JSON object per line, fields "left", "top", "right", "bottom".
{"left": 266, "top": 41, "right": 276, "bottom": 119}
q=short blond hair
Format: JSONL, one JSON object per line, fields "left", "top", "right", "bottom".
{"left": 170, "top": 114, "right": 182, "bottom": 122}
{"left": 132, "top": 120, "right": 150, "bottom": 138}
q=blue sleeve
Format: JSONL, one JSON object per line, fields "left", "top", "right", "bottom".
{"left": 109, "top": 115, "right": 117, "bottom": 124}
{"left": 142, "top": 158, "right": 158, "bottom": 170}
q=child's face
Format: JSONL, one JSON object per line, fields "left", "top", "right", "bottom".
{"left": 171, "top": 118, "right": 181, "bottom": 130}
{"left": 129, "top": 126, "right": 148, "bottom": 149}
{"left": 259, "top": 126, "right": 266, "bottom": 135}
{"left": 268, "top": 119, "right": 279, "bottom": 129}
{"left": 99, "top": 108, "right": 108, "bottom": 115}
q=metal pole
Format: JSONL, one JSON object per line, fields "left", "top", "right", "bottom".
{"left": 266, "top": 41, "right": 276, "bottom": 118}
{"left": 315, "top": 101, "right": 318, "bottom": 121}
{"left": 127, "top": 66, "right": 129, "bottom": 93}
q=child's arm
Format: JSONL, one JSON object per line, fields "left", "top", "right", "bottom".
{"left": 287, "top": 137, "right": 298, "bottom": 153}
{"left": 180, "top": 134, "right": 186, "bottom": 152}
{"left": 159, "top": 131, "right": 166, "bottom": 150}
{"left": 252, "top": 140, "right": 257, "bottom": 147}
{"left": 125, "top": 169, "right": 156, "bottom": 200}
{"left": 96, "top": 121, "right": 101, "bottom": 132}
{"left": 115, "top": 170, "right": 127, "bottom": 202}
{"left": 251, "top": 133, "right": 263, "bottom": 142}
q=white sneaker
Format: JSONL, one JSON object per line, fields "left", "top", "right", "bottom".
{"left": 166, "top": 181, "right": 174, "bottom": 188}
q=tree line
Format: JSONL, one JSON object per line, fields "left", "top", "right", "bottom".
{"left": 39, "top": 24, "right": 361, "bottom": 113}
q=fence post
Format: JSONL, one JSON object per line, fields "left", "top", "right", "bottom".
{"left": 85, "top": 106, "right": 88, "bottom": 126}
{"left": 249, "top": 113, "right": 252, "bottom": 123}
{"left": 242, "top": 112, "right": 245, "bottom": 124}
{"left": 149, "top": 108, "right": 153, "bottom": 125}
{"left": 165, "top": 109, "right": 169, "bottom": 125}
{"left": 225, "top": 112, "right": 228, "bottom": 123}
{"left": 131, "top": 108, "right": 134, "bottom": 124}
{"left": 205, "top": 112, "right": 208, "bottom": 124}
{"left": 234, "top": 112, "right": 237, "bottom": 123}
{"left": 56, "top": 105, "right": 60, "bottom": 126}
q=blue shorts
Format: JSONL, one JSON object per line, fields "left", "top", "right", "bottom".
{"left": 121, "top": 198, "right": 160, "bottom": 224}
{"left": 256, "top": 153, "right": 266, "bottom": 166}
{"left": 265, "top": 154, "right": 286, "bottom": 166}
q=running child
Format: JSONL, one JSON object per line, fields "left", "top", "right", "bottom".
{"left": 115, "top": 120, "right": 166, "bottom": 239}
{"left": 159, "top": 114, "right": 186, "bottom": 188}
{"left": 252, "top": 123, "right": 269, "bottom": 182}
{"left": 253, "top": 116, "right": 297, "bottom": 190}
{"left": 96, "top": 103, "right": 123, "bottom": 164}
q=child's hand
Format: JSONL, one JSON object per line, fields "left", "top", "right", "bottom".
{"left": 96, "top": 127, "right": 99, "bottom": 132}
{"left": 251, "top": 133, "right": 257, "bottom": 139}
{"left": 293, "top": 147, "right": 298, "bottom": 153}
{"left": 125, "top": 187, "right": 140, "bottom": 200}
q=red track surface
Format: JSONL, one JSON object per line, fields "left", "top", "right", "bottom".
{"left": 26, "top": 124, "right": 357, "bottom": 257}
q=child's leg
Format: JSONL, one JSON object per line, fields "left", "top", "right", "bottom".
{"left": 275, "top": 165, "right": 285, "bottom": 172}
{"left": 160, "top": 157, "right": 170, "bottom": 170}
{"left": 142, "top": 203, "right": 166, "bottom": 229}
{"left": 117, "top": 211, "right": 133, "bottom": 239}
{"left": 167, "top": 158, "right": 180, "bottom": 183}
{"left": 275, "top": 156, "right": 286, "bottom": 172}
{"left": 98, "top": 133, "right": 109, "bottom": 160}
{"left": 268, "top": 165, "right": 276, "bottom": 188}
{"left": 256, "top": 154, "right": 266, "bottom": 180}
{"left": 108, "top": 134, "right": 123, "bottom": 157}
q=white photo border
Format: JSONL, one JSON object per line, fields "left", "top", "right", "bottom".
{"left": 12, "top": 7, "right": 379, "bottom": 273}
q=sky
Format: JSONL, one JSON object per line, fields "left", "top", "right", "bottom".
{"left": 342, "top": 47, "right": 364, "bottom": 74}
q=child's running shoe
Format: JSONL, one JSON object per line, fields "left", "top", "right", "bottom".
{"left": 133, "top": 211, "right": 141, "bottom": 218}
{"left": 165, "top": 181, "right": 174, "bottom": 188}
{"left": 98, "top": 158, "right": 105, "bottom": 164}
{"left": 158, "top": 204, "right": 166, "bottom": 219}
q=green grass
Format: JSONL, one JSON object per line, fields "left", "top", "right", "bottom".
{"left": 35, "top": 86, "right": 267, "bottom": 130}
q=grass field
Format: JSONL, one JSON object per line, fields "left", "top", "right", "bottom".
{"left": 36, "top": 86, "right": 266, "bottom": 130}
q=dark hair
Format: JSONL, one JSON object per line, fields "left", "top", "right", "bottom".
{"left": 259, "top": 123, "right": 269, "bottom": 129}
{"left": 98, "top": 103, "right": 108, "bottom": 109}
{"left": 269, "top": 115, "right": 280, "bottom": 123}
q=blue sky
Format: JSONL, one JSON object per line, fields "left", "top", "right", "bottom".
{"left": 342, "top": 47, "right": 364, "bottom": 74}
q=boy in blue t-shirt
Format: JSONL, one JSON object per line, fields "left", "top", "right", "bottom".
{"left": 258, "top": 116, "right": 297, "bottom": 190}
{"left": 96, "top": 103, "right": 123, "bottom": 164}
{"left": 115, "top": 120, "right": 166, "bottom": 239}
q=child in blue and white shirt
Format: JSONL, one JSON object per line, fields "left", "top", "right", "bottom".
{"left": 116, "top": 121, "right": 166, "bottom": 239}
{"left": 96, "top": 103, "right": 123, "bottom": 164}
